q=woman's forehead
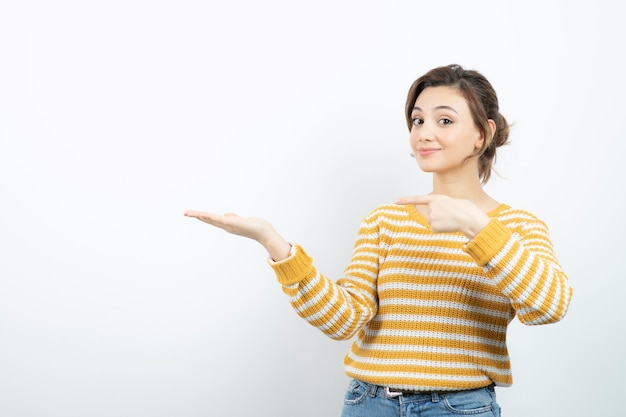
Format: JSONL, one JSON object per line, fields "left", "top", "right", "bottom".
{"left": 413, "top": 86, "right": 468, "bottom": 111}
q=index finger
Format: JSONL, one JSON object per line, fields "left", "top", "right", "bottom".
{"left": 395, "top": 195, "right": 435, "bottom": 205}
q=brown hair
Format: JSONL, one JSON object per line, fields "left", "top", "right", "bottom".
{"left": 405, "top": 64, "right": 510, "bottom": 184}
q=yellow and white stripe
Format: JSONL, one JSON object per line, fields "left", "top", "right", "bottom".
{"left": 270, "top": 203, "right": 573, "bottom": 391}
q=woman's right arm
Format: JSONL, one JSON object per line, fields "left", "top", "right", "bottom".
{"left": 270, "top": 239, "right": 379, "bottom": 340}
{"left": 184, "top": 209, "right": 380, "bottom": 340}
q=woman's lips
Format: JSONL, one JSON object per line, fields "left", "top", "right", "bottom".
{"left": 418, "top": 148, "right": 439, "bottom": 156}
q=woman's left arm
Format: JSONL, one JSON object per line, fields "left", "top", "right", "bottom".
{"left": 464, "top": 216, "right": 573, "bottom": 325}
{"left": 395, "top": 194, "right": 573, "bottom": 325}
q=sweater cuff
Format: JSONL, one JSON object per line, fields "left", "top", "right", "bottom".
{"left": 464, "top": 219, "right": 512, "bottom": 266}
{"left": 267, "top": 243, "right": 314, "bottom": 286}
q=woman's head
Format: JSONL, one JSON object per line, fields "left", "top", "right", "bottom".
{"left": 405, "top": 64, "right": 510, "bottom": 184}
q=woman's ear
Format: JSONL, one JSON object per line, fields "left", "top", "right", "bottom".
{"left": 477, "top": 119, "right": 497, "bottom": 149}
{"left": 488, "top": 119, "right": 496, "bottom": 141}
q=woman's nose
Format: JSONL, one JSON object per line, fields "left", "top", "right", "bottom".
{"left": 417, "top": 127, "right": 435, "bottom": 142}
{"left": 413, "top": 120, "right": 435, "bottom": 142}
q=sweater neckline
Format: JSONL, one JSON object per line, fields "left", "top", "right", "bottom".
{"left": 404, "top": 203, "right": 510, "bottom": 228}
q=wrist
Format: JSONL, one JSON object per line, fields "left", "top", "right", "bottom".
{"left": 463, "top": 214, "right": 490, "bottom": 240}
{"left": 260, "top": 230, "right": 292, "bottom": 262}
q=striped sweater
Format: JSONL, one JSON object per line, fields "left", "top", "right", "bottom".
{"left": 269, "top": 203, "right": 572, "bottom": 391}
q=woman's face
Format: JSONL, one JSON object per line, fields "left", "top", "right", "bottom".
{"left": 409, "top": 86, "right": 485, "bottom": 178}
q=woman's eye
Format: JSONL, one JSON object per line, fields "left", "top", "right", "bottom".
{"left": 411, "top": 117, "right": 423, "bottom": 126}
{"left": 439, "top": 118, "right": 453, "bottom": 125}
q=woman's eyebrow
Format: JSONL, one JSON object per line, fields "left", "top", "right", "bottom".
{"left": 412, "top": 105, "right": 459, "bottom": 114}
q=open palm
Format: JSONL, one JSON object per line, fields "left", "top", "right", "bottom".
{"left": 184, "top": 210, "right": 273, "bottom": 242}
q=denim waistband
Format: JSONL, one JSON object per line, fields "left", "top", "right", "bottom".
{"left": 361, "top": 380, "right": 494, "bottom": 402}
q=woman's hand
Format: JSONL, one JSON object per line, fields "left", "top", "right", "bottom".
{"left": 395, "top": 195, "right": 490, "bottom": 239}
{"left": 184, "top": 210, "right": 292, "bottom": 261}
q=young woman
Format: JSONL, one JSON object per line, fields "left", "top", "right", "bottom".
{"left": 184, "top": 64, "right": 573, "bottom": 417}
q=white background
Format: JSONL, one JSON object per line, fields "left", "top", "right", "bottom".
{"left": 1, "top": 1, "right": 624, "bottom": 416}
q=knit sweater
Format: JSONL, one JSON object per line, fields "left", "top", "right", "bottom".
{"left": 269, "top": 203, "right": 572, "bottom": 391}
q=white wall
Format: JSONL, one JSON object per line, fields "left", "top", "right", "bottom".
{"left": 1, "top": 1, "right": 624, "bottom": 416}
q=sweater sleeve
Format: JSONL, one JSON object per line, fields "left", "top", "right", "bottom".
{"left": 464, "top": 217, "right": 573, "bottom": 325}
{"left": 268, "top": 215, "right": 380, "bottom": 340}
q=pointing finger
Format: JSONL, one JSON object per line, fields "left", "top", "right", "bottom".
{"left": 395, "top": 195, "right": 434, "bottom": 205}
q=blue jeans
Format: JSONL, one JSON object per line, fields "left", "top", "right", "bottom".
{"left": 341, "top": 379, "right": 501, "bottom": 417}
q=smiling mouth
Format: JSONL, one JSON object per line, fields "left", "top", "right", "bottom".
{"left": 418, "top": 148, "right": 439, "bottom": 156}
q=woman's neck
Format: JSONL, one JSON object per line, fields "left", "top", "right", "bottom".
{"left": 431, "top": 174, "right": 499, "bottom": 212}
